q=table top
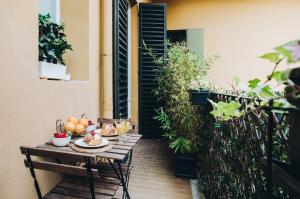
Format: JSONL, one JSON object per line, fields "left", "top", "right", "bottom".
{"left": 36, "top": 133, "right": 142, "bottom": 162}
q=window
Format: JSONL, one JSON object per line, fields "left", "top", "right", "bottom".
{"left": 168, "top": 29, "right": 204, "bottom": 56}
{"left": 38, "top": 0, "right": 90, "bottom": 81}
{"left": 39, "top": 0, "right": 61, "bottom": 23}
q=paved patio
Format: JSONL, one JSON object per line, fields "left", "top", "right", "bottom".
{"left": 115, "top": 139, "right": 193, "bottom": 199}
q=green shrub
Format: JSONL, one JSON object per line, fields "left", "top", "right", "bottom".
{"left": 153, "top": 42, "right": 215, "bottom": 154}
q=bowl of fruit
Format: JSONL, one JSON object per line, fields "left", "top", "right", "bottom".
{"left": 52, "top": 119, "right": 72, "bottom": 147}
{"left": 63, "top": 114, "right": 95, "bottom": 137}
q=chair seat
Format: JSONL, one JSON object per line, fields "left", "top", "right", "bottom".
{"left": 43, "top": 175, "right": 120, "bottom": 199}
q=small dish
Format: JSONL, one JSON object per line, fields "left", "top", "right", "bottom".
{"left": 52, "top": 136, "right": 71, "bottom": 147}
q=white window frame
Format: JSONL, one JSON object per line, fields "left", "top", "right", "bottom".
{"left": 39, "top": 0, "right": 61, "bottom": 23}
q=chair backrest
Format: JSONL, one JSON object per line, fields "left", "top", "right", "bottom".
{"left": 20, "top": 146, "right": 98, "bottom": 177}
{"left": 97, "top": 118, "right": 115, "bottom": 127}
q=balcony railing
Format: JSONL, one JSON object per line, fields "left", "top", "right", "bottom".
{"left": 196, "top": 91, "right": 291, "bottom": 198}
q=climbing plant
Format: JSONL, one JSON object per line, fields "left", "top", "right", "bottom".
{"left": 198, "top": 92, "right": 290, "bottom": 199}
{"left": 198, "top": 40, "right": 300, "bottom": 199}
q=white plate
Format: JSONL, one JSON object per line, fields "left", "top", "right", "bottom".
{"left": 74, "top": 138, "right": 109, "bottom": 148}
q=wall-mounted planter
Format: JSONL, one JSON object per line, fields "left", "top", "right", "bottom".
{"left": 38, "top": 61, "right": 66, "bottom": 80}
{"left": 289, "top": 110, "right": 300, "bottom": 179}
{"left": 175, "top": 153, "right": 197, "bottom": 179}
{"left": 188, "top": 89, "right": 210, "bottom": 105}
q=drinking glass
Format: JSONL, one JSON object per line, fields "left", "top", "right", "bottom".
{"left": 116, "top": 119, "right": 129, "bottom": 144}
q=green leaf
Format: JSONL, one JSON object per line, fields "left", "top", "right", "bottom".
{"left": 271, "top": 71, "right": 283, "bottom": 82}
{"left": 170, "top": 137, "right": 191, "bottom": 154}
{"left": 248, "top": 79, "right": 261, "bottom": 89}
{"left": 260, "top": 85, "right": 274, "bottom": 98}
{"left": 269, "top": 70, "right": 290, "bottom": 83}
{"left": 275, "top": 46, "right": 292, "bottom": 63}
{"left": 260, "top": 52, "right": 280, "bottom": 63}
{"left": 209, "top": 100, "right": 243, "bottom": 121}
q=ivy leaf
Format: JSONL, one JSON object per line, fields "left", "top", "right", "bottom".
{"left": 271, "top": 71, "right": 283, "bottom": 82}
{"left": 209, "top": 100, "right": 243, "bottom": 121}
{"left": 248, "top": 79, "right": 261, "bottom": 89}
{"left": 260, "top": 52, "right": 280, "bottom": 63}
{"left": 269, "top": 70, "right": 290, "bottom": 83}
{"left": 260, "top": 85, "right": 274, "bottom": 98}
{"left": 226, "top": 101, "right": 241, "bottom": 112}
{"left": 275, "top": 46, "right": 292, "bottom": 63}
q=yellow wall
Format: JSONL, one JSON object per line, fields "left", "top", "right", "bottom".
{"left": 0, "top": 0, "right": 100, "bottom": 198}
{"left": 130, "top": 4, "right": 139, "bottom": 122}
{"left": 154, "top": 0, "right": 300, "bottom": 87}
{"left": 61, "top": 0, "right": 90, "bottom": 80}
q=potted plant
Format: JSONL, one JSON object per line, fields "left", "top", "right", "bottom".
{"left": 154, "top": 108, "right": 198, "bottom": 178}
{"left": 151, "top": 42, "right": 215, "bottom": 178}
{"left": 188, "top": 60, "right": 215, "bottom": 105}
{"left": 38, "top": 14, "right": 72, "bottom": 80}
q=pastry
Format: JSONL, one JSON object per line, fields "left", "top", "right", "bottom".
{"left": 84, "top": 132, "right": 102, "bottom": 146}
{"left": 101, "top": 124, "right": 116, "bottom": 136}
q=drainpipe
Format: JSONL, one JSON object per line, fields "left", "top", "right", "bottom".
{"left": 100, "top": 0, "right": 113, "bottom": 118}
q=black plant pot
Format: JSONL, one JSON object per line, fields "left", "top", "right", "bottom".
{"left": 174, "top": 153, "right": 197, "bottom": 179}
{"left": 188, "top": 89, "right": 210, "bottom": 105}
{"left": 289, "top": 110, "right": 300, "bottom": 179}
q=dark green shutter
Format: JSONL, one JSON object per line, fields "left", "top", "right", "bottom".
{"left": 113, "top": 0, "right": 129, "bottom": 119}
{"left": 139, "top": 3, "right": 167, "bottom": 138}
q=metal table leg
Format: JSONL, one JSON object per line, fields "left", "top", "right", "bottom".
{"left": 108, "top": 149, "right": 133, "bottom": 199}
{"left": 123, "top": 149, "right": 133, "bottom": 199}
{"left": 85, "top": 158, "right": 96, "bottom": 199}
{"left": 25, "top": 149, "right": 43, "bottom": 199}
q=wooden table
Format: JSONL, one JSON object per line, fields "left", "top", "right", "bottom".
{"left": 29, "top": 133, "right": 142, "bottom": 199}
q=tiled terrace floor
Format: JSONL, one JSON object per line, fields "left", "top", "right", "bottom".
{"left": 116, "top": 139, "right": 193, "bottom": 199}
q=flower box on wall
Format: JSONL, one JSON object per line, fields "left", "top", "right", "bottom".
{"left": 188, "top": 89, "right": 210, "bottom": 105}
{"left": 38, "top": 61, "right": 66, "bottom": 80}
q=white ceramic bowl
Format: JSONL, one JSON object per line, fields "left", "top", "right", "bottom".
{"left": 51, "top": 136, "right": 71, "bottom": 147}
